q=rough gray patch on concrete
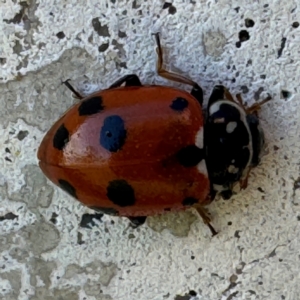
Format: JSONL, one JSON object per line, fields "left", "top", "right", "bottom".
{"left": 203, "top": 31, "right": 227, "bottom": 59}
{"left": 30, "top": 286, "right": 80, "bottom": 300}
{"left": 0, "top": 270, "right": 22, "bottom": 300}
{"left": 9, "top": 165, "right": 53, "bottom": 209}
{"left": 147, "top": 211, "right": 198, "bottom": 237}
{"left": 29, "top": 258, "right": 56, "bottom": 288}
{"left": 21, "top": 221, "right": 60, "bottom": 255}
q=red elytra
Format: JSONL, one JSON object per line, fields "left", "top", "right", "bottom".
{"left": 38, "top": 85, "right": 209, "bottom": 216}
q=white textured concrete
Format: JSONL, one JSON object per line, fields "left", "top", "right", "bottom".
{"left": 1, "top": 1, "right": 300, "bottom": 299}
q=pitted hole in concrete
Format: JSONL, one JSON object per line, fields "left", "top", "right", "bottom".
{"left": 56, "top": 31, "right": 65, "bottom": 39}
{"left": 278, "top": 37, "right": 287, "bottom": 58}
{"left": 0, "top": 212, "right": 18, "bottom": 222}
{"left": 92, "top": 18, "right": 110, "bottom": 37}
{"left": 236, "top": 41, "right": 241, "bottom": 48}
{"left": 241, "top": 85, "right": 249, "bottom": 93}
{"left": 50, "top": 212, "right": 58, "bottom": 224}
{"left": 163, "top": 2, "right": 172, "bottom": 9}
{"left": 292, "top": 21, "right": 299, "bottom": 28}
{"left": 118, "top": 30, "right": 127, "bottom": 38}
{"left": 228, "top": 221, "right": 232, "bottom": 226}
{"left": 260, "top": 74, "right": 266, "bottom": 79}
{"left": 0, "top": 58, "right": 7, "bottom": 65}
{"left": 17, "top": 130, "right": 28, "bottom": 141}
{"left": 281, "top": 90, "right": 292, "bottom": 100}
{"left": 254, "top": 87, "right": 264, "bottom": 100}
{"left": 80, "top": 213, "right": 103, "bottom": 229}
{"left": 238, "top": 30, "right": 250, "bottom": 42}
{"left": 234, "top": 7, "right": 240, "bottom": 13}
{"left": 168, "top": 5, "right": 177, "bottom": 14}
{"left": 174, "top": 294, "right": 192, "bottom": 300}
{"left": 245, "top": 18, "right": 255, "bottom": 27}
{"left": 99, "top": 43, "right": 110, "bottom": 52}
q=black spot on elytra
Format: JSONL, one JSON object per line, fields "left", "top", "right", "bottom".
{"left": 58, "top": 179, "right": 77, "bottom": 198}
{"left": 182, "top": 197, "right": 198, "bottom": 206}
{"left": 80, "top": 213, "right": 103, "bottom": 229}
{"left": 100, "top": 115, "right": 127, "bottom": 152}
{"left": 127, "top": 216, "right": 147, "bottom": 227}
{"left": 107, "top": 179, "right": 135, "bottom": 207}
{"left": 53, "top": 124, "right": 69, "bottom": 150}
{"left": 170, "top": 97, "right": 189, "bottom": 112}
{"left": 177, "top": 145, "right": 205, "bottom": 167}
{"left": 89, "top": 206, "right": 119, "bottom": 216}
{"left": 78, "top": 96, "right": 104, "bottom": 116}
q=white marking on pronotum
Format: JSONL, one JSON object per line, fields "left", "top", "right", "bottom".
{"left": 197, "top": 159, "right": 208, "bottom": 176}
{"left": 228, "top": 165, "right": 239, "bottom": 173}
{"left": 226, "top": 121, "right": 237, "bottom": 133}
{"left": 213, "top": 184, "right": 226, "bottom": 192}
{"left": 195, "top": 127, "right": 204, "bottom": 149}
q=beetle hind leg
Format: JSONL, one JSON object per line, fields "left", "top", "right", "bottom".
{"left": 193, "top": 204, "right": 218, "bottom": 236}
{"left": 152, "top": 33, "right": 203, "bottom": 105}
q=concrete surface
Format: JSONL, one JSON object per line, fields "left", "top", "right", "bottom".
{"left": 0, "top": 0, "right": 300, "bottom": 299}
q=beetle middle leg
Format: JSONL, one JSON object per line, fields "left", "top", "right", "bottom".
{"left": 193, "top": 204, "right": 218, "bottom": 236}
{"left": 236, "top": 93, "right": 272, "bottom": 114}
{"left": 152, "top": 33, "right": 203, "bottom": 106}
{"left": 62, "top": 79, "right": 84, "bottom": 100}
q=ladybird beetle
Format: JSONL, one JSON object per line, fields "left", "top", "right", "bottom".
{"left": 37, "top": 33, "right": 271, "bottom": 236}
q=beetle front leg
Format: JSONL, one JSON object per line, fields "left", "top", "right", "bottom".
{"left": 153, "top": 33, "right": 203, "bottom": 106}
{"left": 193, "top": 204, "right": 218, "bottom": 236}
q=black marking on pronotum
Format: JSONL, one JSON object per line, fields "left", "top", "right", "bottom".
{"left": 78, "top": 96, "right": 104, "bottom": 116}
{"left": 106, "top": 179, "right": 135, "bottom": 207}
{"left": 53, "top": 124, "right": 69, "bottom": 150}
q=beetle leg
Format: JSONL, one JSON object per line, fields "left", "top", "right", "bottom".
{"left": 109, "top": 74, "right": 142, "bottom": 89}
{"left": 193, "top": 204, "right": 218, "bottom": 236}
{"left": 62, "top": 79, "right": 84, "bottom": 100}
{"left": 127, "top": 216, "right": 147, "bottom": 228}
{"left": 239, "top": 166, "right": 252, "bottom": 190}
{"left": 246, "top": 95, "right": 272, "bottom": 115}
{"left": 152, "top": 33, "right": 203, "bottom": 106}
